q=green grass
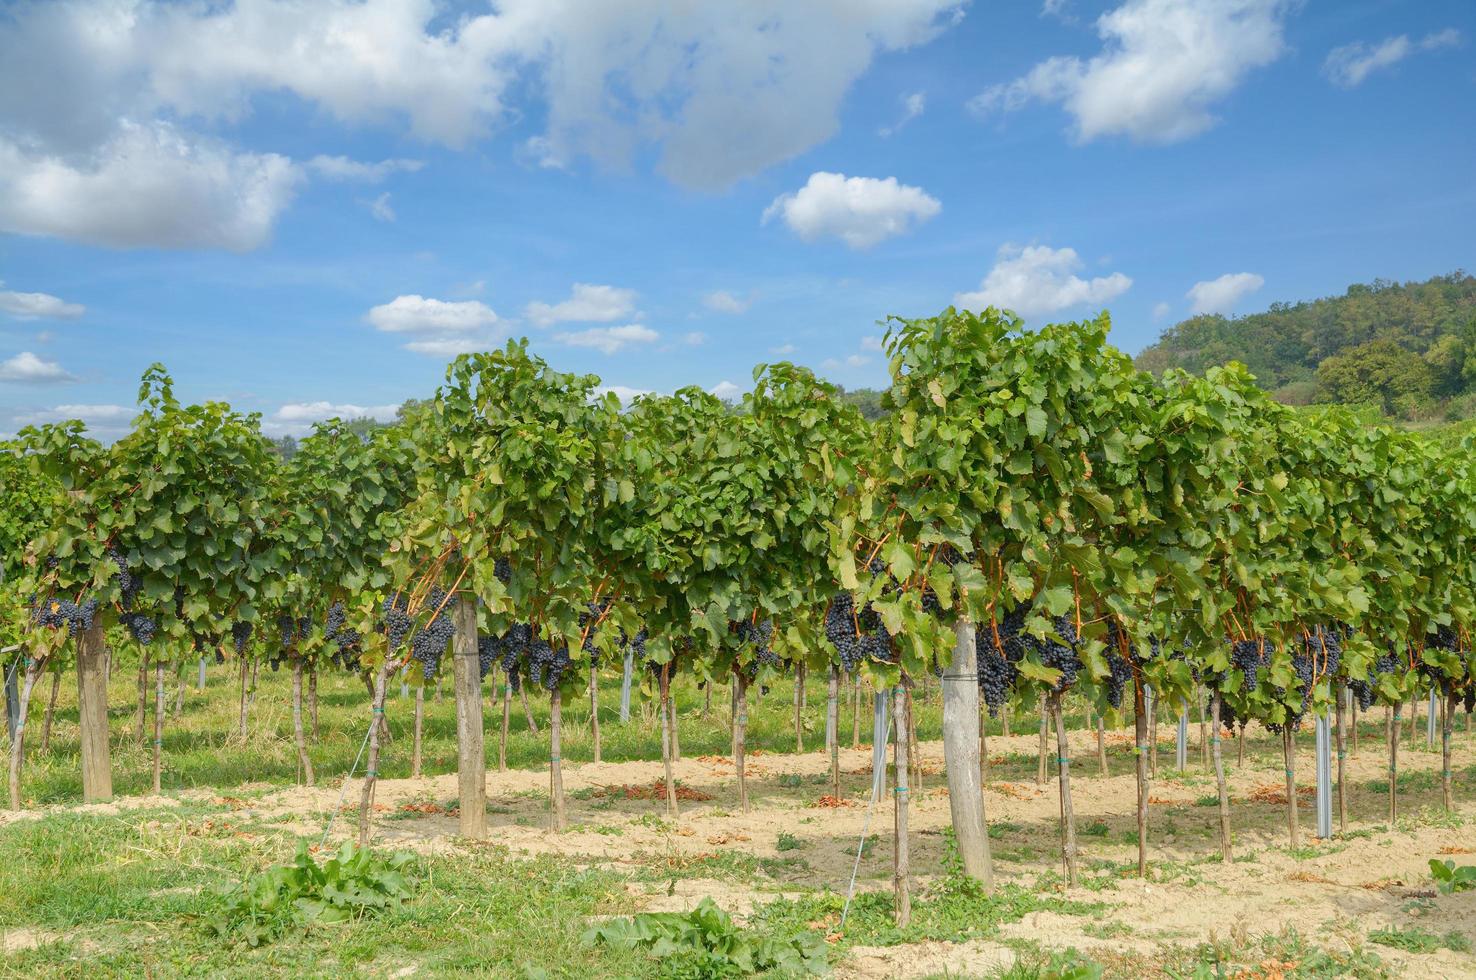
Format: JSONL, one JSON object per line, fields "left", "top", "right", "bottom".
{"left": 1367, "top": 925, "right": 1471, "bottom": 954}
{"left": 753, "top": 879, "right": 1104, "bottom": 949}
{"left": 0, "top": 805, "right": 651, "bottom": 977}
{"left": 1178, "top": 926, "right": 1391, "bottom": 979}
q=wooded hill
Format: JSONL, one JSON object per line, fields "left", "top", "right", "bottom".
{"left": 1134, "top": 272, "right": 1476, "bottom": 419}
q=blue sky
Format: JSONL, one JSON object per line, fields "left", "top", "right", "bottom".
{"left": 0, "top": 0, "right": 1472, "bottom": 439}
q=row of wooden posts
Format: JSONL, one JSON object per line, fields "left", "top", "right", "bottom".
{"left": 4, "top": 619, "right": 1470, "bottom": 929}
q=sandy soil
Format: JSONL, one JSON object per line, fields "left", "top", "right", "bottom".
{"left": 13, "top": 719, "right": 1476, "bottom": 977}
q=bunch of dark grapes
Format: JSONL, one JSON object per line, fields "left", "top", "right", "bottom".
{"left": 824, "top": 594, "right": 862, "bottom": 671}
{"left": 499, "top": 623, "right": 533, "bottom": 691}
{"left": 381, "top": 594, "right": 413, "bottom": 652}
{"left": 920, "top": 586, "right": 943, "bottom": 617}
{"left": 232, "top": 620, "right": 253, "bottom": 656}
{"left": 109, "top": 547, "right": 142, "bottom": 610}
{"left": 528, "top": 639, "right": 572, "bottom": 691}
{"left": 975, "top": 605, "right": 1026, "bottom": 716}
{"left": 1034, "top": 616, "right": 1084, "bottom": 693}
{"left": 323, "top": 601, "right": 360, "bottom": 653}
{"left": 277, "top": 613, "right": 296, "bottom": 648}
{"left": 125, "top": 613, "right": 157, "bottom": 645}
{"left": 410, "top": 613, "right": 455, "bottom": 680}
{"left": 1267, "top": 642, "right": 1315, "bottom": 735}
{"left": 325, "top": 602, "right": 347, "bottom": 639}
{"left": 1304, "top": 626, "right": 1342, "bottom": 681}
{"left": 579, "top": 599, "right": 612, "bottom": 666}
{"left": 425, "top": 587, "right": 456, "bottom": 615}
{"left": 494, "top": 557, "right": 511, "bottom": 583}
{"left": 1218, "top": 698, "right": 1246, "bottom": 733}
{"left": 734, "top": 618, "right": 779, "bottom": 670}
{"left": 1349, "top": 652, "right": 1399, "bottom": 710}
{"left": 1464, "top": 686, "right": 1475, "bottom": 715}
{"left": 1099, "top": 620, "right": 1140, "bottom": 710}
{"left": 477, "top": 634, "right": 500, "bottom": 679}
{"left": 1229, "top": 639, "right": 1267, "bottom": 695}
{"left": 1427, "top": 625, "right": 1459, "bottom": 653}
{"left": 30, "top": 596, "right": 98, "bottom": 635}
{"left": 1105, "top": 645, "right": 1134, "bottom": 710}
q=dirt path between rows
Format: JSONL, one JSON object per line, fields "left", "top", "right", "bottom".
{"left": 13, "top": 721, "right": 1476, "bottom": 977}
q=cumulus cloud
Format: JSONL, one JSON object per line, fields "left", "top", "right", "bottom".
{"left": 0, "top": 287, "right": 85, "bottom": 320}
{"left": 11, "top": 403, "right": 129, "bottom": 426}
{"left": 520, "top": 1, "right": 965, "bottom": 189}
{"left": 955, "top": 244, "right": 1131, "bottom": 317}
{"left": 367, "top": 295, "right": 498, "bottom": 334}
{"left": 682, "top": 331, "right": 707, "bottom": 346}
{"left": 0, "top": 351, "right": 77, "bottom": 384}
{"left": 402, "top": 336, "right": 500, "bottom": 357}
{"left": 970, "top": 0, "right": 1292, "bottom": 144}
{"left": 0, "top": 121, "right": 302, "bottom": 251}
{"left": 1323, "top": 29, "right": 1462, "bottom": 88}
{"left": 0, "top": 0, "right": 966, "bottom": 220}
{"left": 878, "top": 91, "right": 926, "bottom": 136}
{"left": 703, "top": 290, "right": 752, "bottom": 314}
{"left": 597, "top": 384, "right": 653, "bottom": 405}
{"left": 770, "top": 343, "right": 797, "bottom": 355}
{"left": 526, "top": 284, "right": 637, "bottom": 327}
{"left": 1152, "top": 301, "right": 1172, "bottom": 320}
{"left": 274, "top": 401, "right": 401, "bottom": 423}
{"left": 763, "top": 172, "right": 941, "bottom": 249}
{"left": 553, "top": 324, "right": 659, "bottom": 355}
{"left": 367, "top": 294, "right": 502, "bottom": 356}
{"left": 306, "top": 156, "right": 424, "bottom": 182}
{"left": 1187, "top": 272, "right": 1263, "bottom": 315}
{"left": 709, "top": 380, "right": 743, "bottom": 401}
{"left": 822, "top": 354, "right": 871, "bottom": 370}
{"left": 860, "top": 336, "right": 884, "bottom": 351}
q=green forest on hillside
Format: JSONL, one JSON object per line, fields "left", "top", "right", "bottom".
{"left": 1134, "top": 271, "right": 1476, "bottom": 420}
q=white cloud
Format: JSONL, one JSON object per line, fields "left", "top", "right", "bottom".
{"left": 402, "top": 336, "right": 501, "bottom": 357}
{"left": 367, "top": 295, "right": 499, "bottom": 334}
{"left": 365, "top": 192, "right": 395, "bottom": 222}
{"left": 519, "top": 2, "right": 965, "bottom": 189}
{"left": 821, "top": 354, "right": 872, "bottom": 371}
{"left": 770, "top": 343, "right": 797, "bottom": 355}
{"left": 878, "top": 91, "right": 926, "bottom": 136}
{"left": 0, "top": 121, "right": 302, "bottom": 251}
{"left": 1042, "top": 0, "right": 1074, "bottom": 22}
{"left": 526, "top": 284, "right": 638, "bottom": 327}
{"left": 306, "top": 156, "right": 424, "bottom": 182}
{"left": 763, "top": 171, "right": 941, "bottom": 249}
{"left": 1186, "top": 272, "right": 1263, "bottom": 315}
{"left": 682, "top": 331, "right": 707, "bottom": 346}
{"left": 1323, "top": 29, "right": 1462, "bottom": 88}
{"left": 955, "top": 244, "right": 1132, "bottom": 317}
{"left": 274, "top": 401, "right": 401, "bottom": 423}
{"left": 553, "top": 324, "right": 659, "bottom": 355}
{"left": 597, "top": 384, "right": 652, "bottom": 405}
{"left": 367, "top": 295, "right": 502, "bottom": 356}
{"left": 1152, "top": 301, "right": 1172, "bottom": 320}
{"left": 12, "top": 404, "right": 130, "bottom": 426}
{"left": 0, "top": 351, "right": 77, "bottom": 384}
{"left": 703, "top": 290, "right": 752, "bottom": 314}
{"left": 970, "top": 0, "right": 1291, "bottom": 144}
{"left": 0, "top": 287, "right": 85, "bottom": 320}
{"left": 709, "top": 380, "right": 743, "bottom": 401}
{"left": 860, "top": 336, "right": 884, "bottom": 351}
{"left": 0, "top": 0, "right": 965, "bottom": 201}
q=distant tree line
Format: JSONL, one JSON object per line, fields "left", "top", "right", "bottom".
{"left": 1135, "top": 272, "right": 1476, "bottom": 420}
